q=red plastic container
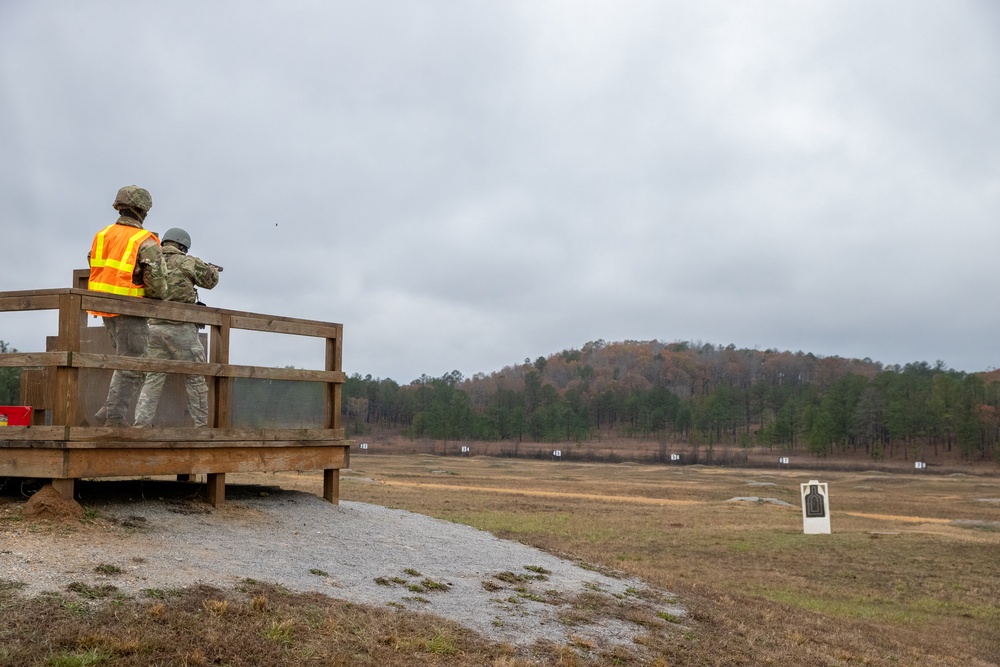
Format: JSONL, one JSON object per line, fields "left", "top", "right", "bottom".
{"left": 0, "top": 406, "right": 31, "bottom": 426}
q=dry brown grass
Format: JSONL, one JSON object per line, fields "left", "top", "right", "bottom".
{"left": 2, "top": 456, "right": 999, "bottom": 665}
{"left": 327, "top": 455, "right": 1000, "bottom": 666}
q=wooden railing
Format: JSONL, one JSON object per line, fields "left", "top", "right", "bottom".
{"left": 0, "top": 271, "right": 350, "bottom": 506}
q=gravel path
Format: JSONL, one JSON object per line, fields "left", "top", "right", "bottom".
{"left": 1, "top": 483, "right": 685, "bottom": 651}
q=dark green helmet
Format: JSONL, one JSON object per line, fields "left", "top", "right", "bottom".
{"left": 162, "top": 227, "right": 191, "bottom": 251}
{"left": 112, "top": 185, "right": 152, "bottom": 214}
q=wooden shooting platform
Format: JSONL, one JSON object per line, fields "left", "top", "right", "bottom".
{"left": 0, "top": 270, "right": 350, "bottom": 507}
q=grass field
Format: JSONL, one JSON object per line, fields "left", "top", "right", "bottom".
{"left": 2, "top": 456, "right": 999, "bottom": 665}
{"left": 331, "top": 455, "right": 1000, "bottom": 665}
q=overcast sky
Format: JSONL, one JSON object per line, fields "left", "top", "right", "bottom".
{"left": 2, "top": 1, "right": 999, "bottom": 381}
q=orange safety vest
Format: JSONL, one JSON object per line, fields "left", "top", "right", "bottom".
{"left": 88, "top": 223, "right": 159, "bottom": 317}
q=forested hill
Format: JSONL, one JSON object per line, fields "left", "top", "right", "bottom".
{"left": 344, "top": 339, "right": 1000, "bottom": 463}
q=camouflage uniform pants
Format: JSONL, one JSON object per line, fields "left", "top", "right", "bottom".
{"left": 99, "top": 315, "right": 148, "bottom": 425}
{"left": 134, "top": 322, "right": 209, "bottom": 427}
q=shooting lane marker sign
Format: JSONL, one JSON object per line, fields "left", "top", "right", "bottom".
{"left": 800, "top": 480, "right": 831, "bottom": 534}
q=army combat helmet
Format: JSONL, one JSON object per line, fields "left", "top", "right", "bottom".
{"left": 162, "top": 227, "right": 192, "bottom": 253}
{"left": 112, "top": 185, "right": 152, "bottom": 219}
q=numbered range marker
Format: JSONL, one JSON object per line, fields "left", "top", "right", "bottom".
{"left": 359, "top": 442, "right": 368, "bottom": 450}
{"left": 915, "top": 461, "right": 927, "bottom": 469}
{"left": 670, "top": 454, "right": 681, "bottom": 461}
{"left": 779, "top": 457, "right": 790, "bottom": 465}
{"left": 552, "top": 450, "right": 562, "bottom": 458}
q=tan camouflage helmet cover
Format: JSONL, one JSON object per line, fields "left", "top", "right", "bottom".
{"left": 112, "top": 185, "right": 153, "bottom": 213}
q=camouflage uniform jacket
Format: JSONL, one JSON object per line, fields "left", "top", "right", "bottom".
{"left": 149, "top": 245, "right": 220, "bottom": 325}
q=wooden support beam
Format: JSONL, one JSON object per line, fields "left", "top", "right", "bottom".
{"left": 207, "top": 472, "right": 225, "bottom": 507}
{"left": 0, "top": 444, "right": 349, "bottom": 479}
{"left": 53, "top": 293, "right": 82, "bottom": 426}
{"left": 323, "top": 468, "right": 339, "bottom": 504}
{"left": 210, "top": 314, "right": 232, "bottom": 429}
{"left": 65, "top": 352, "right": 345, "bottom": 382}
{"left": 0, "top": 425, "right": 347, "bottom": 445}
{"left": 50, "top": 478, "right": 75, "bottom": 500}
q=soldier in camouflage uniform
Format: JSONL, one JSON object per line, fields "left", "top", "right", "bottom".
{"left": 133, "top": 228, "right": 220, "bottom": 428}
{"left": 88, "top": 186, "right": 166, "bottom": 427}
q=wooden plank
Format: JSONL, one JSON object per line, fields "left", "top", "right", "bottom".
{"left": 58, "top": 446, "right": 348, "bottom": 477}
{"left": 0, "top": 425, "right": 345, "bottom": 444}
{"left": 1, "top": 352, "right": 346, "bottom": 384}
{"left": 0, "top": 445, "right": 348, "bottom": 478}
{"left": 77, "top": 293, "right": 341, "bottom": 338}
{"left": 80, "top": 293, "right": 223, "bottom": 326}
{"left": 65, "top": 426, "right": 346, "bottom": 442}
{"left": 10, "top": 289, "right": 343, "bottom": 337}
{"left": 219, "top": 366, "right": 345, "bottom": 382}
{"left": 70, "top": 352, "right": 224, "bottom": 375}
{"left": 0, "top": 292, "right": 63, "bottom": 312}
{"left": 0, "top": 352, "right": 69, "bottom": 368}
{"left": 0, "top": 426, "right": 70, "bottom": 440}
{"left": 3, "top": 438, "right": 349, "bottom": 450}
{"left": 0, "top": 448, "right": 65, "bottom": 477}
{"left": 63, "top": 352, "right": 345, "bottom": 383}
{"left": 207, "top": 472, "right": 225, "bottom": 507}
{"left": 229, "top": 315, "right": 341, "bottom": 339}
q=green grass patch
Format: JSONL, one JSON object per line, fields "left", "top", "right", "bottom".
{"left": 66, "top": 582, "right": 119, "bottom": 600}
{"left": 753, "top": 587, "right": 935, "bottom": 623}
{"left": 47, "top": 648, "right": 113, "bottom": 667}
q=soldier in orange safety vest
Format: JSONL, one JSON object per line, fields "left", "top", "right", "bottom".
{"left": 87, "top": 185, "right": 166, "bottom": 427}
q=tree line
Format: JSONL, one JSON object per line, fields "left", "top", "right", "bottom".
{"left": 344, "top": 340, "right": 1000, "bottom": 463}
{"left": 3, "top": 337, "right": 999, "bottom": 463}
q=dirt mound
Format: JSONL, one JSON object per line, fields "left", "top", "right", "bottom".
{"left": 23, "top": 485, "right": 84, "bottom": 521}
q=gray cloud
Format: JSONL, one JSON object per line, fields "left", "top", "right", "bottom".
{"left": 2, "top": 1, "right": 999, "bottom": 380}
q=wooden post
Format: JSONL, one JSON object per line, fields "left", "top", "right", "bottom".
{"left": 53, "top": 293, "right": 83, "bottom": 426}
{"left": 324, "top": 334, "right": 342, "bottom": 430}
{"left": 322, "top": 330, "right": 343, "bottom": 504}
{"left": 51, "top": 478, "right": 75, "bottom": 501}
{"left": 323, "top": 469, "right": 339, "bottom": 505}
{"left": 210, "top": 314, "right": 232, "bottom": 428}
{"left": 206, "top": 316, "right": 230, "bottom": 506}
{"left": 207, "top": 472, "right": 225, "bottom": 507}
{"left": 73, "top": 269, "right": 89, "bottom": 290}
